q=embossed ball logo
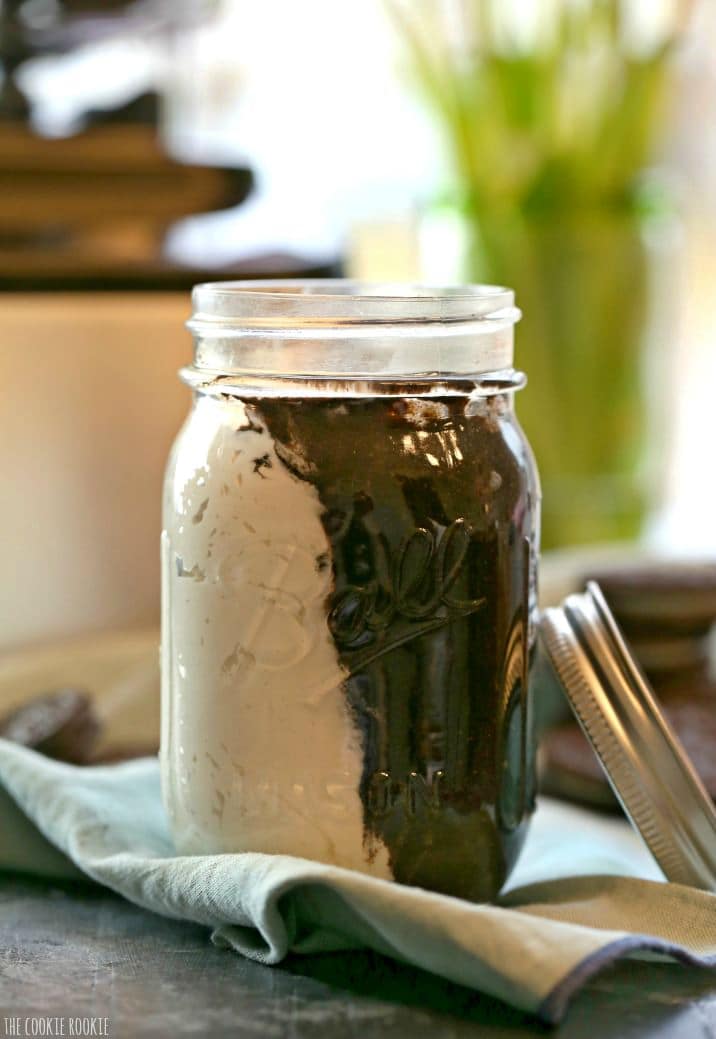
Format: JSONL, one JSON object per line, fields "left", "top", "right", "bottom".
{"left": 328, "top": 518, "right": 485, "bottom": 665}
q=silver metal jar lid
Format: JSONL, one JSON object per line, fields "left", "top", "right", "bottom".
{"left": 540, "top": 581, "right": 716, "bottom": 891}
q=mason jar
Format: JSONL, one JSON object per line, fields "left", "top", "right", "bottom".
{"left": 161, "top": 281, "right": 540, "bottom": 902}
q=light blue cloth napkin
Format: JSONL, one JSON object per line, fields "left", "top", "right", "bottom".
{"left": 2, "top": 737, "right": 716, "bottom": 1024}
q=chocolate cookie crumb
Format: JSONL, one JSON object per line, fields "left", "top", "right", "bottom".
{"left": 0, "top": 689, "right": 101, "bottom": 764}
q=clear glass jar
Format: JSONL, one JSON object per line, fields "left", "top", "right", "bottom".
{"left": 161, "top": 280, "right": 540, "bottom": 902}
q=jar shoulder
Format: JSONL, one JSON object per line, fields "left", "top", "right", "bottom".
{"left": 164, "top": 393, "right": 540, "bottom": 528}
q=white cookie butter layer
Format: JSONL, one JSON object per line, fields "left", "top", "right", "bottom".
{"left": 161, "top": 394, "right": 391, "bottom": 876}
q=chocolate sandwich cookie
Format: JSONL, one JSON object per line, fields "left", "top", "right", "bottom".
{"left": 583, "top": 563, "right": 716, "bottom": 690}
{"left": 588, "top": 564, "right": 716, "bottom": 637}
{"left": 625, "top": 634, "right": 713, "bottom": 694}
{"left": 662, "top": 698, "right": 716, "bottom": 797}
{"left": 541, "top": 688, "right": 716, "bottom": 813}
{"left": 540, "top": 722, "right": 620, "bottom": 812}
{"left": 0, "top": 688, "right": 101, "bottom": 764}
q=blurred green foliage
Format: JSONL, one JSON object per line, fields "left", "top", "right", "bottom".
{"left": 390, "top": 0, "right": 688, "bottom": 547}
{"left": 390, "top": 0, "right": 683, "bottom": 218}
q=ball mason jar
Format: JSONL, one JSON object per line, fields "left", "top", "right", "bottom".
{"left": 161, "top": 281, "right": 540, "bottom": 902}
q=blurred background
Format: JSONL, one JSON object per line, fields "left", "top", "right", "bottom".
{"left": 1, "top": 0, "right": 715, "bottom": 654}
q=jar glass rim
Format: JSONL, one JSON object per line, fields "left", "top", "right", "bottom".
{"left": 190, "top": 279, "right": 517, "bottom": 329}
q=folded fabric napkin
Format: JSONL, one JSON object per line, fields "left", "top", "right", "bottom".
{"left": 2, "top": 737, "right": 716, "bottom": 1025}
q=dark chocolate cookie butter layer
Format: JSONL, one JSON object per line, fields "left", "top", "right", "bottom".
{"left": 256, "top": 392, "right": 539, "bottom": 902}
